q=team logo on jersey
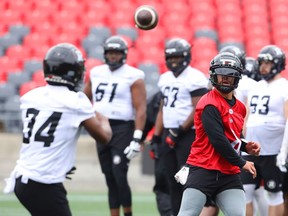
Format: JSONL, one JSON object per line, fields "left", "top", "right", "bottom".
{"left": 267, "top": 180, "right": 276, "bottom": 190}
{"left": 113, "top": 155, "right": 121, "bottom": 165}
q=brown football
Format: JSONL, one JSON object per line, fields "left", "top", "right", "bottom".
{"left": 134, "top": 5, "right": 158, "bottom": 30}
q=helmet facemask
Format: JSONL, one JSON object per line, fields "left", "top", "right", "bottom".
{"left": 165, "top": 52, "right": 190, "bottom": 76}
{"left": 103, "top": 36, "right": 128, "bottom": 71}
{"left": 257, "top": 45, "right": 286, "bottom": 81}
{"left": 210, "top": 68, "right": 241, "bottom": 93}
{"left": 104, "top": 50, "right": 127, "bottom": 71}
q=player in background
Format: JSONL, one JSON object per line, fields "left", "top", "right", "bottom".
{"left": 177, "top": 52, "right": 260, "bottom": 216}
{"left": 220, "top": 46, "right": 268, "bottom": 216}
{"left": 277, "top": 117, "right": 288, "bottom": 216}
{"left": 3, "top": 43, "right": 112, "bottom": 216}
{"left": 152, "top": 38, "right": 209, "bottom": 215}
{"left": 243, "top": 56, "right": 268, "bottom": 216}
{"left": 241, "top": 45, "right": 288, "bottom": 216}
{"left": 220, "top": 46, "right": 258, "bottom": 104}
{"left": 142, "top": 91, "right": 173, "bottom": 216}
{"left": 245, "top": 57, "right": 262, "bottom": 82}
{"left": 83, "top": 35, "right": 146, "bottom": 216}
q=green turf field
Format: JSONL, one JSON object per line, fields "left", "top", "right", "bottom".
{"left": 0, "top": 192, "right": 224, "bottom": 216}
{"left": 0, "top": 192, "right": 159, "bottom": 216}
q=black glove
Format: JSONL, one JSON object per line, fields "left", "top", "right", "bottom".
{"left": 149, "top": 135, "right": 161, "bottom": 159}
{"left": 165, "top": 127, "right": 185, "bottom": 148}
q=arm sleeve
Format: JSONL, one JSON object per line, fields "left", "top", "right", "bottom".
{"left": 190, "top": 88, "right": 209, "bottom": 97}
{"left": 201, "top": 105, "right": 246, "bottom": 168}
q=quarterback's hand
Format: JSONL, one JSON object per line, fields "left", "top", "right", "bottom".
{"left": 149, "top": 135, "right": 161, "bottom": 159}
{"left": 276, "top": 152, "right": 287, "bottom": 172}
{"left": 245, "top": 142, "right": 260, "bottom": 156}
{"left": 165, "top": 127, "right": 184, "bottom": 148}
{"left": 124, "top": 139, "right": 141, "bottom": 160}
{"left": 242, "top": 161, "right": 257, "bottom": 179}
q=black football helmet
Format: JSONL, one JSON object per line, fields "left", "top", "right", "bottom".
{"left": 244, "top": 57, "right": 261, "bottom": 81}
{"left": 103, "top": 35, "right": 128, "bottom": 71}
{"left": 220, "top": 45, "right": 246, "bottom": 69}
{"left": 257, "top": 45, "right": 286, "bottom": 81}
{"left": 43, "top": 43, "right": 85, "bottom": 91}
{"left": 165, "top": 38, "right": 191, "bottom": 76}
{"left": 209, "top": 52, "right": 243, "bottom": 93}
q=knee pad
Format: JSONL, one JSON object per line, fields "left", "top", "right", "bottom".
{"left": 244, "top": 184, "right": 256, "bottom": 203}
{"left": 266, "top": 191, "right": 284, "bottom": 206}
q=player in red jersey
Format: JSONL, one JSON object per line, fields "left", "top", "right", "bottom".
{"left": 177, "top": 52, "right": 260, "bottom": 216}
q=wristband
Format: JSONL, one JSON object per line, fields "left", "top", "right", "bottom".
{"left": 133, "top": 130, "right": 143, "bottom": 140}
{"left": 240, "top": 138, "right": 248, "bottom": 152}
{"left": 240, "top": 138, "right": 248, "bottom": 145}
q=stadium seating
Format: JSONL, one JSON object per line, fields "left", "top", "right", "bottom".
{"left": 0, "top": 0, "right": 288, "bottom": 132}
{"left": 2, "top": 95, "right": 22, "bottom": 133}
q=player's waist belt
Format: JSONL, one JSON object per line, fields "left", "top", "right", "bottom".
{"left": 109, "top": 119, "right": 133, "bottom": 126}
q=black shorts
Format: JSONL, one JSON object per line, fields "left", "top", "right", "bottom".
{"left": 185, "top": 165, "right": 243, "bottom": 204}
{"left": 14, "top": 177, "right": 71, "bottom": 216}
{"left": 97, "top": 120, "right": 134, "bottom": 174}
{"left": 240, "top": 155, "right": 284, "bottom": 192}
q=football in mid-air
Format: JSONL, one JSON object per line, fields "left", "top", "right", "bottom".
{"left": 134, "top": 5, "right": 158, "bottom": 30}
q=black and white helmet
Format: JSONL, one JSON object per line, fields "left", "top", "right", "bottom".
{"left": 209, "top": 52, "right": 243, "bottom": 93}
{"left": 43, "top": 43, "right": 85, "bottom": 91}
{"left": 103, "top": 35, "right": 128, "bottom": 71}
{"left": 220, "top": 45, "right": 246, "bottom": 70}
{"left": 165, "top": 38, "right": 191, "bottom": 76}
{"left": 257, "top": 45, "right": 286, "bottom": 81}
{"left": 245, "top": 57, "right": 261, "bottom": 81}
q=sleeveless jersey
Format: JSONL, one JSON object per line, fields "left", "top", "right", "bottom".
{"left": 15, "top": 85, "right": 95, "bottom": 184}
{"left": 158, "top": 66, "right": 208, "bottom": 128}
{"left": 186, "top": 89, "right": 246, "bottom": 174}
{"left": 89, "top": 64, "right": 145, "bottom": 120}
{"left": 246, "top": 78, "right": 288, "bottom": 155}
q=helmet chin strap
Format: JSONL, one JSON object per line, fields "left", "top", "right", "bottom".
{"left": 172, "top": 70, "right": 182, "bottom": 77}
{"left": 216, "top": 85, "right": 234, "bottom": 94}
{"left": 261, "top": 70, "right": 277, "bottom": 81}
{"left": 171, "top": 63, "right": 187, "bottom": 77}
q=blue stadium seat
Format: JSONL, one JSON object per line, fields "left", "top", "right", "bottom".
{"left": 23, "top": 59, "right": 43, "bottom": 76}
{"left": 0, "top": 33, "right": 21, "bottom": 50}
{"left": 0, "top": 83, "right": 17, "bottom": 103}
{"left": 9, "top": 24, "right": 30, "bottom": 40}
{"left": 3, "top": 95, "right": 22, "bottom": 133}
{"left": 7, "top": 71, "right": 31, "bottom": 90}
{"left": 116, "top": 26, "right": 138, "bottom": 41}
